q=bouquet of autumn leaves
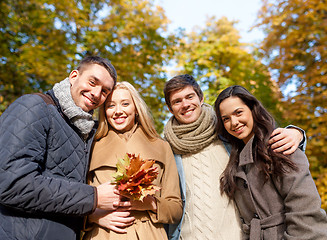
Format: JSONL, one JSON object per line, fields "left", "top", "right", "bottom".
{"left": 112, "top": 153, "right": 161, "bottom": 201}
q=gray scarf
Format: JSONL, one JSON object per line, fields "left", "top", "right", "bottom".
{"left": 164, "top": 103, "right": 217, "bottom": 155}
{"left": 53, "top": 78, "right": 95, "bottom": 139}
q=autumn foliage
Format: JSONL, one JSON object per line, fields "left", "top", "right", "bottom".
{"left": 1, "top": 0, "right": 327, "bottom": 209}
{"left": 256, "top": 0, "right": 327, "bottom": 209}
{"left": 0, "top": 0, "right": 177, "bottom": 132}
{"left": 112, "top": 153, "right": 160, "bottom": 201}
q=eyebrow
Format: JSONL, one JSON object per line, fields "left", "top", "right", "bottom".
{"left": 171, "top": 97, "right": 181, "bottom": 105}
{"left": 90, "top": 75, "right": 112, "bottom": 92}
{"left": 221, "top": 107, "right": 244, "bottom": 118}
{"left": 171, "top": 93, "right": 195, "bottom": 104}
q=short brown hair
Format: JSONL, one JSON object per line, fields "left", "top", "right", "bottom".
{"left": 164, "top": 74, "right": 203, "bottom": 110}
{"left": 77, "top": 56, "right": 117, "bottom": 85}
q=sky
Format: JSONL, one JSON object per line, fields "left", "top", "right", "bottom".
{"left": 158, "top": 0, "right": 264, "bottom": 43}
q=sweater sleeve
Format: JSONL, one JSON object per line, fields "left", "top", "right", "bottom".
{"left": 148, "top": 141, "right": 183, "bottom": 224}
{"left": 0, "top": 95, "right": 95, "bottom": 216}
{"left": 273, "top": 149, "right": 327, "bottom": 239}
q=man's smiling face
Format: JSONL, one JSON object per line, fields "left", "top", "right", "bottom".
{"left": 169, "top": 85, "right": 203, "bottom": 124}
{"left": 69, "top": 64, "right": 114, "bottom": 112}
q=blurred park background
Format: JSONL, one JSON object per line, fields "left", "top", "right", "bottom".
{"left": 1, "top": 0, "right": 327, "bottom": 209}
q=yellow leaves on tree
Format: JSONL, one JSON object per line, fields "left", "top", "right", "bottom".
{"left": 256, "top": 0, "right": 327, "bottom": 209}
{"left": 175, "top": 16, "right": 283, "bottom": 123}
{"left": 315, "top": 170, "right": 327, "bottom": 210}
{"left": 112, "top": 153, "right": 160, "bottom": 201}
{"left": 1, "top": 0, "right": 175, "bottom": 133}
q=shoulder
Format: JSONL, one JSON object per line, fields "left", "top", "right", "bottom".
{"left": 8, "top": 94, "right": 45, "bottom": 107}
{"left": 0, "top": 95, "right": 53, "bottom": 146}
{"left": 1, "top": 94, "right": 51, "bottom": 120}
{"left": 141, "top": 135, "right": 175, "bottom": 160}
{"left": 152, "top": 137, "right": 173, "bottom": 151}
{"left": 18, "top": 93, "right": 48, "bottom": 104}
{"left": 289, "top": 148, "right": 310, "bottom": 168}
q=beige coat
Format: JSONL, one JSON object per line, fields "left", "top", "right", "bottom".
{"left": 84, "top": 126, "right": 182, "bottom": 240}
{"left": 234, "top": 137, "right": 327, "bottom": 240}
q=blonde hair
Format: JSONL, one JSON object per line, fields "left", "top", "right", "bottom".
{"left": 95, "top": 81, "right": 159, "bottom": 140}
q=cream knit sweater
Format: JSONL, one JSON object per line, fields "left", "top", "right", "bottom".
{"left": 180, "top": 140, "right": 242, "bottom": 240}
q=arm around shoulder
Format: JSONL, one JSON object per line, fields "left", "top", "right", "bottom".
{"left": 270, "top": 126, "right": 307, "bottom": 155}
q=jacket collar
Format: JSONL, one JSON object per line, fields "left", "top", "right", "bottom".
{"left": 89, "top": 126, "right": 162, "bottom": 171}
{"left": 239, "top": 135, "right": 255, "bottom": 167}
{"left": 46, "top": 90, "right": 97, "bottom": 141}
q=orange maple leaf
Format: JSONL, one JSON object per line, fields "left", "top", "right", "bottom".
{"left": 113, "top": 153, "right": 161, "bottom": 201}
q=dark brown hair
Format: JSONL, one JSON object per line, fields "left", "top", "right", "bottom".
{"left": 164, "top": 74, "right": 203, "bottom": 110}
{"left": 77, "top": 56, "right": 117, "bottom": 85}
{"left": 214, "top": 85, "right": 297, "bottom": 199}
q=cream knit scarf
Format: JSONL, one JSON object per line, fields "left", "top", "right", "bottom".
{"left": 164, "top": 103, "right": 217, "bottom": 155}
{"left": 53, "top": 78, "right": 95, "bottom": 139}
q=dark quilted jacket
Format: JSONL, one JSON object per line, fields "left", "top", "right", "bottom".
{"left": 0, "top": 90, "right": 96, "bottom": 240}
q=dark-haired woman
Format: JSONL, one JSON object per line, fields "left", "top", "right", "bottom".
{"left": 214, "top": 85, "right": 327, "bottom": 239}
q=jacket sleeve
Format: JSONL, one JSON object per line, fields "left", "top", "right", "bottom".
{"left": 273, "top": 149, "right": 327, "bottom": 239}
{"left": 0, "top": 95, "right": 95, "bottom": 216}
{"left": 148, "top": 141, "right": 183, "bottom": 224}
{"left": 285, "top": 125, "right": 307, "bottom": 151}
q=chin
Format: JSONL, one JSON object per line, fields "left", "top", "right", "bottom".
{"left": 184, "top": 117, "right": 197, "bottom": 124}
{"left": 82, "top": 107, "right": 90, "bottom": 112}
{"left": 114, "top": 126, "right": 124, "bottom": 131}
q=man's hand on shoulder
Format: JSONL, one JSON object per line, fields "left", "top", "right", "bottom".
{"left": 269, "top": 127, "right": 303, "bottom": 155}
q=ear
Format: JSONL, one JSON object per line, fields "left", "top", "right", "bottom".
{"left": 200, "top": 97, "right": 204, "bottom": 105}
{"left": 168, "top": 105, "right": 173, "bottom": 114}
{"left": 69, "top": 70, "right": 79, "bottom": 86}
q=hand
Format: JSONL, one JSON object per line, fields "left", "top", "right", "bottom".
{"left": 269, "top": 127, "right": 303, "bottom": 155}
{"left": 89, "top": 208, "right": 135, "bottom": 234}
{"left": 96, "top": 182, "right": 132, "bottom": 210}
{"left": 129, "top": 195, "right": 157, "bottom": 212}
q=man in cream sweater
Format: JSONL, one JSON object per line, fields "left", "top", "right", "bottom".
{"left": 163, "top": 74, "right": 305, "bottom": 240}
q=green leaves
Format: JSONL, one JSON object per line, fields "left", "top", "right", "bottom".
{"left": 174, "top": 16, "right": 283, "bottom": 122}
{"left": 0, "top": 0, "right": 176, "bottom": 133}
{"left": 113, "top": 154, "right": 131, "bottom": 182}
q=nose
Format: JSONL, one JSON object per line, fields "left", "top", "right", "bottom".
{"left": 114, "top": 104, "right": 123, "bottom": 115}
{"left": 181, "top": 99, "right": 190, "bottom": 108}
{"left": 91, "top": 86, "right": 101, "bottom": 100}
{"left": 231, "top": 116, "right": 239, "bottom": 127}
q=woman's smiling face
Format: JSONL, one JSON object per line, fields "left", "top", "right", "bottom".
{"left": 219, "top": 96, "right": 254, "bottom": 144}
{"left": 105, "top": 88, "right": 136, "bottom": 133}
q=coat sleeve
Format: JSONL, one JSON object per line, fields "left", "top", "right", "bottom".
{"left": 0, "top": 95, "right": 96, "bottom": 216}
{"left": 285, "top": 125, "right": 307, "bottom": 151}
{"left": 148, "top": 141, "right": 183, "bottom": 224}
{"left": 273, "top": 149, "right": 327, "bottom": 239}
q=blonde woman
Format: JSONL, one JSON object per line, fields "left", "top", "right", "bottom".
{"left": 83, "top": 82, "right": 182, "bottom": 240}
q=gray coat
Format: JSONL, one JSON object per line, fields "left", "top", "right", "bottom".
{"left": 234, "top": 137, "right": 327, "bottom": 240}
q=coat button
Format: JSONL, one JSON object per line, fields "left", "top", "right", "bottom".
{"left": 243, "top": 181, "right": 248, "bottom": 188}
{"left": 254, "top": 213, "right": 259, "bottom": 219}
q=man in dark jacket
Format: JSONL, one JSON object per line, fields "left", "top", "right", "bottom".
{"left": 0, "top": 56, "right": 129, "bottom": 240}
